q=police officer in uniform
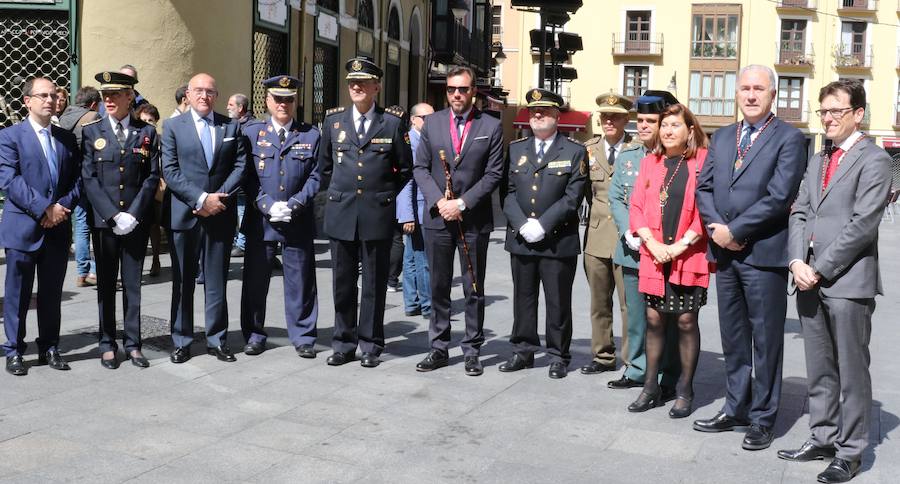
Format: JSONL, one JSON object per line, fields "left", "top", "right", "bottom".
{"left": 498, "top": 89, "right": 587, "bottom": 379}
{"left": 81, "top": 71, "right": 160, "bottom": 369}
{"left": 582, "top": 91, "right": 633, "bottom": 375}
{"left": 239, "top": 76, "right": 320, "bottom": 358}
{"left": 318, "top": 57, "right": 413, "bottom": 368}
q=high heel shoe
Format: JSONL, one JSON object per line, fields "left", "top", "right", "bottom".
{"left": 668, "top": 395, "right": 694, "bottom": 419}
{"left": 628, "top": 389, "right": 662, "bottom": 413}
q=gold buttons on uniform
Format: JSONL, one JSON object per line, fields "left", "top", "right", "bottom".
{"left": 357, "top": 175, "right": 363, "bottom": 180}
{"left": 279, "top": 170, "right": 284, "bottom": 175}
{"left": 533, "top": 173, "right": 539, "bottom": 178}
{"left": 530, "top": 212, "right": 536, "bottom": 217}
{"left": 119, "top": 166, "right": 124, "bottom": 172}
{"left": 532, "top": 185, "right": 538, "bottom": 191}
{"left": 119, "top": 185, "right": 124, "bottom": 190}
{"left": 279, "top": 185, "right": 285, "bottom": 191}
{"left": 120, "top": 150, "right": 125, "bottom": 155}
{"left": 357, "top": 189, "right": 363, "bottom": 194}
{"left": 530, "top": 198, "right": 535, "bottom": 204}
{"left": 358, "top": 149, "right": 364, "bottom": 154}
{"left": 119, "top": 201, "right": 125, "bottom": 207}
{"left": 358, "top": 162, "right": 363, "bottom": 167}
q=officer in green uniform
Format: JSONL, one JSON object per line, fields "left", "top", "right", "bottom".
{"left": 497, "top": 88, "right": 587, "bottom": 379}
{"left": 581, "top": 92, "right": 632, "bottom": 375}
{"left": 607, "top": 90, "right": 681, "bottom": 395}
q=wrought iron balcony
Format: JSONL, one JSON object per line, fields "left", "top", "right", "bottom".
{"left": 612, "top": 32, "right": 663, "bottom": 57}
{"left": 774, "top": 42, "right": 815, "bottom": 69}
{"left": 833, "top": 44, "right": 873, "bottom": 70}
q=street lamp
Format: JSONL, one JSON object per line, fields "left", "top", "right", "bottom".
{"left": 449, "top": 0, "right": 469, "bottom": 20}
{"left": 494, "top": 46, "right": 507, "bottom": 64}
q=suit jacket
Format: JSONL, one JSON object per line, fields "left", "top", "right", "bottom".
{"left": 608, "top": 140, "right": 646, "bottom": 269}
{"left": 583, "top": 133, "right": 632, "bottom": 258}
{"left": 788, "top": 136, "right": 890, "bottom": 298}
{"left": 503, "top": 132, "right": 587, "bottom": 257}
{"left": 0, "top": 120, "right": 81, "bottom": 251}
{"left": 241, "top": 118, "right": 320, "bottom": 243}
{"left": 413, "top": 107, "right": 504, "bottom": 234}
{"left": 161, "top": 110, "right": 247, "bottom": 234}
{"left": 696, "top": 116, "right": 807, "bottom": 267}
{"left": 397, "top": 128, "right": 426, "bottom": 224}
{"left": 318, "top": 105, "right": 413, "bottom": 241}
{"left": 81, "top": 116, "right": 160, "bottom": 228}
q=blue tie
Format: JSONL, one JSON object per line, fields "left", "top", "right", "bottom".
{"left": 199, "top": 117, "right": 213, "bottom": 168}
{"left": 40, "top": 128, "right": 58, "bottom": 188}
{"left": 537, "top": 141, "right": 545, "bottom": 160}
{"left": 738, "top": 125, "right": 755, "bottom": 154}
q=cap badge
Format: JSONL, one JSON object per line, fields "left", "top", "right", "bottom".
{"left": 532, "top": 90, "right": 542, "bottom": 101}
{"left": 102, "top": 72, "right": 111, "bottom": 82}
{"left": 351, "top": 60, "right": 363, "bottom": 72}
{"left": 278, "top": 77, "right": 290, "bottom": 87}
{"left": 606, "top": 96, "right": 617, "bottom": 106}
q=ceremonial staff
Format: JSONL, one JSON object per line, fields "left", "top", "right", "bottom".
{"left": 438, "top": 149, "right": 478, "bottom": 294}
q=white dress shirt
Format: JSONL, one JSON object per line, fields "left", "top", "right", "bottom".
{"left": 108, "top": 113, "right": 131, "bottom": 141}
{"left": 352, "top": 104, "right": 376, "bottom": 138}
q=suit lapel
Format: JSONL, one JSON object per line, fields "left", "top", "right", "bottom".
{"left": 210, "top": 113, "right": 226, "bottom": 170}
{"left": 731, "top": 117, "right": 778, "bottom": 185}
{"left": 25, "top": 123, "right": 54, "bottom": 187}
{"left": 819, "top": 138, "right": 867, "bottom": 205}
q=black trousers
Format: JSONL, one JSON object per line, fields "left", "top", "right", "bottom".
{"left": 423, "top": 227, "right": 489, "bottom": 357}
{"left": 510, "top": 254, "right": 577, "bottom": 364}
{"left": 329, "top": 237, "right": 391, "bottom": 355}
{"left": 92, "top": 227, "right": 149, "bottom": 353}
{"left": 388, "top": 225, "right": 404, "bottom": 287}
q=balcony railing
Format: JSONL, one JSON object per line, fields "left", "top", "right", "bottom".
{"left": 776, "top": 0, "right": 817, "bottom": 9}
{"left": 833, "top": 44, "right": 873, "bottom": 69}
{"left": 778, "top": 99, "right": 807, "bottom": 123}
{"left": 432, "top": 15, "right": 491, "bottom": 74}
{"left": 837, "top": 0, "right": 878, "bottom": 13}
{"left": 775, "top": 42, "right": 815, "bottom": 67}
{"left": 612, "top": 32, "right": 663, "bottom": 56}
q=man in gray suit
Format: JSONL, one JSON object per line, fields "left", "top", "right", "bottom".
{"left": 779, "top": 79, "right": 890, "bottom": 484}
{"left": 162, "top": 73, "right": 247, "bottom": 364}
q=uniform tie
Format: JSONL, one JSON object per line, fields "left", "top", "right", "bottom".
{"left": 607, "top": 145, "right": 616, "bottom": 166}
{"left": 278, "top": 127, "right": 286, "bottom": 145}
{"left": 823, "top": 147, "right": 843, "bottom": 190}
{"left": 115, "top": 121, "right": 126, "bottom": 146}
{"left": 537, "top": 141, "right": 545, "bottom": 161}
{"left": 40, "top": 128, "right": 58, "bottom": 188}
{"left": 199, "top": 116, "right": 213, "bottom": 169}
{"left": 357, "top": 115, "right": 367, "bottom": 138}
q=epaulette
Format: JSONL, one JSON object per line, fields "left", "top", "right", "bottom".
{"left": 325, "top": 106, "right": 346, "bottom": 116}
{"left": 81, "top": 118, "right": 102, "bottom": 127}
{"left": 385, "top": 106, "right": 405, "bottom": 118}
{"left": 567, "top": 137, "right": 585, "bottom": 146}
{"left": 583, "top": 136, "right": 602, "bottom": 146}
{"left": 509, "top": 137, "right": 528, "bottom": 144}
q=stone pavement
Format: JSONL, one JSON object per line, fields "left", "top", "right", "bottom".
{"left": 1, "top": 219, "right": 899, "bottom": 483}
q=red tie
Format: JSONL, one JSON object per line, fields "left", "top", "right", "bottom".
{"left": 822, "top": 148, "right": 843, "bottom": 190}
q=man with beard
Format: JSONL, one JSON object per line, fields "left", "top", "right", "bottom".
{"left": 497, "top": 88, "right": 586, "bottom": 379}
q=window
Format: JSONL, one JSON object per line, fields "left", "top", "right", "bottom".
{"left": 491, "top": 5, "right": 502, "bottom": 39}
{"left": 691, "top": 13, "right": 739, "bottom": 59}
{"left": 623, "top": 66, "right": 648, "bottom": 98}
{"left": 895, "top": 80, "right": 900, "bottom": 126}
{"left": 839, "top": 22, "right": 866, "bottom": 66}
{"left": 689, "top": 71, "right": 736, "bottom": 116}
{"left": 625, "top": 11, "right": 651, "bottom": 53}
{"left": 779, "top": 19, "right": 806, "bottom": 63}
{"left": 777, "top": 77, "right": 804, "bottom": 122}
{"left": 357, "top": 0, "right": 375, "bottom": 56}
{"left": 384, "top": 7, "right": 401, "bottom": 108}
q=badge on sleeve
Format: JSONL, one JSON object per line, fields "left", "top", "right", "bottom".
{"left": 337, "top": 131, "right": 346, "bottom": 143}
{"left": 94, "top": 138, "right": 107, "bottom": 150}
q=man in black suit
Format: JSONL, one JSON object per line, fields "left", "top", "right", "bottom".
{"left": 162, "top": 73, "right": 246, "bottom": 364}
{"left": 81, "top": 71, "right": 160, "bottom": 369}
{"left": 318, "top": 57, "right": 413, "bottom": 368}
{"left": 413, "top": 65, "right": 505, "bottom": 376}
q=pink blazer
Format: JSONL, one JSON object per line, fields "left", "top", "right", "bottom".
{"left": 629, "top": 148, "right": 714, "bottom": 296}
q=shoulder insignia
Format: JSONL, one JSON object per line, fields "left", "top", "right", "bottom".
{"left": 583, "top": 136, "right": 602, "bottom": 146}
{"left": 568, "top": 137, "right": 585, "bottom": 146}
{"left": 509, "top": 137, "right": 528, "bottom": 144}
{"left": 385, "top": 106, "right": 405, "bottom": 118}
{"left": 82, "top": 118, "right": 102, "bottom": 127}
{"left": 325, "top": 106, "right": 346, "bottom": 116}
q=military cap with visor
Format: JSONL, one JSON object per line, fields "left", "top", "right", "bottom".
{"left": 594, "top": 91, "right": 633, "bottom": 114}
{"left": 636, "top": 90, "right": 679, "bottom": 114}
{"left": 345, "top": 56, "right": 383, "bottom": 81}
{"left": 94, "top": 71, "right": 137, "bottom": 91}
{"left": 525, "top": 88, "right": 565, "bottom": 109}
{"left": 264, "top": 75, "right": 300, "bottom": 97}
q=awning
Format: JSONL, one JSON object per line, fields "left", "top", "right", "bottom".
{"left": 512, "top": 108, "right": 591, "bottom": 132}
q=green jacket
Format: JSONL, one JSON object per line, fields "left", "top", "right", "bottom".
{"left": 608, "top": 140, "right": 646, "bottom": 269}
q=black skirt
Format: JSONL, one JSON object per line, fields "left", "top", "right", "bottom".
{"left": 645, "top": 263, "right": 707, "bottom": 314}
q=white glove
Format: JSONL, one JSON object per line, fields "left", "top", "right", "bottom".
{"left": 520, "top": 218, "right": 545, "bottom": 244}
{"left": 112, "top": 212, "right": 138, "bottom": 235}
{"left": 268, "top": 201, "right": 292, "bottom": 223}
{"left": 624, "top": 232, "right": 642, "bottom": 251}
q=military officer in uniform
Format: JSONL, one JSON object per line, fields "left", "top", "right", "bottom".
{"left": 239, "top": 75, "right": 321, "bottom": 358}
{"left": 498, "top": 89, "right": 586, "bottom": 379}
{"left": 582, "top": 92, "right": 633, "bottom": 375}
{"left": 318, "top": 57, "right": 413, "bottom": 368}
{"left": 607, "top": 90, "right": 681, "bottom": 393}
{"left": 81, "top": 71, "right": 160, "bottom": 369}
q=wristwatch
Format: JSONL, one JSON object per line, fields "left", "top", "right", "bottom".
{"left": 679, "top": 235, "right": 693, "bottom": 247}
{"left": 456, "top": 199, "right": 466, "bottom": 211}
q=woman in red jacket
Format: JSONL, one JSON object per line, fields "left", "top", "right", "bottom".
{"left": 627, "top": 103, "right": 713, "bottom": 418}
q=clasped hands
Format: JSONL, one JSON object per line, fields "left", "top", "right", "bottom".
{"left": 112, "top": 212, "right": 138, "bottom": 235}
{"left": 40, "top": 203, "right": 70, "bottom": 229}
{"left": 194, "top": 192, "right": 229, "bottom": 217}
{"left": 519, "top": 218, "right": 546, "bottom": 244}
{"left": 707, "top": 223, "right": 745, "bottom": 251}
{"left": 791, "top": 261, "right": 821, "bottom": 291}
{"left": 644, "top": 238, "right": 686, "bottom": 265}
{"left": 436, "top": 197, "right": 462, "bottom": 221}
{"left": 268, "top": 201, "right": 293, "bottom": 223}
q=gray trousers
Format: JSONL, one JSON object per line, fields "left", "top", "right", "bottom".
{"left": 797, "top": 289, "right": 874, "bottom": 461}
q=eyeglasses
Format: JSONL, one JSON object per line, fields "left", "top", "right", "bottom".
{"left": 191, "top": 88, "right": 218, "bottom": 97}
{"left": 446, "top": 86, "right": 472, "bottom": 94}
{"left": 270, "top": 95, "right": 295, "bottom": 104}
{"left": 814, "top": 107, "right": 856, "bottom": 119}
{"left": 29, "top": 92, "right": 58, "bottom": 102}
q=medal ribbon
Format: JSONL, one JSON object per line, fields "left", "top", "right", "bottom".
{"left": 450, "top": 110, "right": 474, "bottom": 158}
{"left": 734, "top": 113, "right": 775, "bottom": 167}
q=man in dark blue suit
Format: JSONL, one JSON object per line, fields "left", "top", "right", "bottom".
{"left": 162, "top": 73, "right": 247, "bottom": 364}
{"left": 412, "top": 65, "right": 505, "bottom": 376}
{"left": 694, "top": 65, "right": 808, "bottom": 450}
{"left": 0, "top": 77, "right": 82, "bottom": 375}
{"left": 240, "top": 75, "right": 320, "bottom": 358}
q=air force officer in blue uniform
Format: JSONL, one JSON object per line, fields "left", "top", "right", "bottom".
{"left": 0, "top": 77, "right": 81, "bottom": 376}
{"left": 240, "top": 75, "right": 321, "bottom": 358}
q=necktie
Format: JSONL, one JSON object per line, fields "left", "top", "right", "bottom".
{"left": 115, "top": 122, "right": 126, "bottom": 145}
{"left": 40, "top": 128, "right": 58, "bottom": 187}
{"left": 738, "top": 125, "right": 755, "bottom": 154}
{"left": 607, "top": 145, "right": 616, "bottom": 166}
{"left": 357, "top": 115, "right": 367, "bottom": 138}
{"left": 278, "top": 127, "right": 286, "bottom": 145}
{"left": 537, "top": 141, "right": 545, "bottom": 161}
{"left": 822, "top": 147, "right": 843, "bottom": 190}
{"left": 199, "top": 117, "right": 213, "bottom": 169}
{"left": 455, "top": 115, "right": 465, "bottom": 138}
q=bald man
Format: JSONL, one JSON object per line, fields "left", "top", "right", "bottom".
{"left": 162, "top": 73, "right": 247, "bottom": 364}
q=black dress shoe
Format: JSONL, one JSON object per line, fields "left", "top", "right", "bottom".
{"left": 580, "top": 360, "right": 615, "bottom": 375}
{"left": 405, "top": 308, "right": 421, "bottom": 317}
{"left": 5, "top": 356, "right": 27, "bottom": 376}
{"left": 326, "top": 352, "right": 355, "bottom": 366}
{"left": 817, "top": 458, "right": 860, "bottom": 484}
{"left": 608, "top": 375, "right": 643, "bottom": 389}
{"left": 296, "top": 345, "right": 316, "bottom": 359}
{"left": 39, "top": 350, "right": 70, "bottom": 371}
{"left": 498, "top": 353, "right": 534, "bottom": 372}
{"left": 628, "top": 389, "right": 662, "bottom": 412}
{"left": 243, "top": 342, "right": 266, "bottom": 356}
{"left": 207, "top": 346, "right": 237, "bottom": 362}
{"left": 778, "top": 441, "right": 836, "bottom": 462}
{"left": 100, "top": 354, "right": 119, "bottom": 370}
{"left": 668, "top": 396, "right": 694, "bottom": 419}
{"left": 170, "top": 347, "right": 191, "bottom": 364}
{"left": 464, "top": 356, "right": 483, "bottom": 376}
{"left": 742, "top": 423, "right": 774, "bottom": 450}
{"left": 548, "top": 362, "right": 568, "bottom": 379}
{"left": 129, "top": 351, "right": 150, "bottom": 368}
{"left": 693, "top": 411, "right": 750, "bottom": 433}
{"left": 416, "top": 350, "right": 449, "bottom": 372}
{"left": 360, "top": 352, "right": 380, "bottom": 368}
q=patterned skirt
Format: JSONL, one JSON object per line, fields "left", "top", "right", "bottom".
{"left": 644, "top": 263, "right": 707, "bottom": 314}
